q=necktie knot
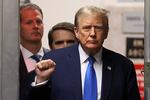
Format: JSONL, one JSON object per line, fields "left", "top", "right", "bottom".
{"left": 88, "top": 56, "right": 95, "bottom": 64}
{"left": 30, "top": 54, "right": 41, "bottom": 62}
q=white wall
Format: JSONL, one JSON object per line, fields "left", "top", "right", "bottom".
{"left": 31, "top": 0, "right": 110, "bottom": 48}
{"left": 31, "top": 0, "right": 144, "bottom": 63}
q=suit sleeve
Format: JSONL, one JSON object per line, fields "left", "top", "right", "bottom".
{"left": 29, "top": 81, "right": 51, "bottom": 100}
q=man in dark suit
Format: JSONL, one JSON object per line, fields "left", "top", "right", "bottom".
{"left": 31, "top": 6, "right": 140, "bottom": 100}
{"left": 19, "top": 3, "right": 49, "bottom": 100}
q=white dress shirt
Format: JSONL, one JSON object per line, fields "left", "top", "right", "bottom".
{"left": 20, "top": 45, "right": 44, "bottom": 72}
{"left": 78, "top": 44, "right": 103, "bottom": 100}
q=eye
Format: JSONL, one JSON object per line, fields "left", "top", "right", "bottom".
{"left": 67, "top": 40, "right": 76, "bottom": 44}
{"left": 94, "top": 26, "right": 105, "bottom": 32}
{"left": 82, "top": 25, "right": 92, "bottom": 32}
{"left": 54, "top": 41, "right": 64, "bottom": 45}
{"left": 26, "top": 20, "right": 32, "bottom": 25}
{"left": 36, "top": 19, "right": 43, "bottom": 25}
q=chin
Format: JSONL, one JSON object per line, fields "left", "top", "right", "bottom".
{"left": 87, "top": 44, "right": 98, "bottom": 48}
{"left": 87, "top": 44, "right": 102, "bottom": 49}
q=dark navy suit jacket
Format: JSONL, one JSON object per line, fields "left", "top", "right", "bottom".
{"left": 19, "top": 48, "right": 49, "bottom": 100}
{"left": 31, "top": 44, "right": 140, "bottom": 100}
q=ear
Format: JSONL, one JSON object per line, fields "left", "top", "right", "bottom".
{"left": 74, "top": 27, "right": 79, "bottom": 38}
{"left": 104, "top": 28, "right": 109, "bottom": 39}
{"left": 49, "top": 45, "right": 53, "bottom": 50}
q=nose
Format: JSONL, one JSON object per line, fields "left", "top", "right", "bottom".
{"left": 63, "top": 42, "right": 68, "bottom": 47}
{"left": 90, "top": 27, "right": 96, "bottom": 36}
{"left": 33, "top": 21, "right": 39, "bottom": 28}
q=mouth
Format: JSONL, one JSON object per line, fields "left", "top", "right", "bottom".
{"left": 31, "top": 31, "right": 42, "bottom": 38}
{"left": 32, "top": 31, "right": 42, "bottom": 36}
{"left": 87, "top": 40, "right": 97, "bottom": 44}
{"left": 32, "top": 31, "right": 40, "bottom": 34}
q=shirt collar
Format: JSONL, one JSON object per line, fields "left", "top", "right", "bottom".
{"left": 20, "top": 44, "right": 44, "bottom": 60}
{"left": 78, "top": 44, "right": 102, "bottom": 64}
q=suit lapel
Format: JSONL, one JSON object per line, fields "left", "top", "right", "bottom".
{"left": 20, "top": 50, "right": 34, "bottom": 100}
{"left": 101, "top": 48, "right": 114, "bottom": 100}
{"left": 67, "top": 45, "right": 82, "bottom": 100}
{"left": 19, "top": 50, "right": 28, "bottom": 82}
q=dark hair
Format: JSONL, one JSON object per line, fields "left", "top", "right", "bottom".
{"left": 20, "top": 3, "right": 43, "bottom": 22}
{"left": 48, "top": 22, "right": 75, "bottom": 47}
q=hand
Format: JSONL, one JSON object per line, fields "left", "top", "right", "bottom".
{"left": 35, "top": 59, "right": 56, "bottom": 84}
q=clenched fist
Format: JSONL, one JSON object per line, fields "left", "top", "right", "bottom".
{"left": 35, "top": 59, "right": 56, "bottom": 84}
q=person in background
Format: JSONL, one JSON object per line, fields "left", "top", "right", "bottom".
{"left": 48, "top": 22, "right": 78, "bottom": 50}
{"left": 30, "top": 6, "right": 140, "bottom": 100}
{"left": 19, "top": 3, "right": 49, "bottom": 100}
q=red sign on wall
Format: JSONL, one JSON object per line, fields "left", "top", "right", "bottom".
{"left": 134, "top": 64, "right": 144, "bottom": 100}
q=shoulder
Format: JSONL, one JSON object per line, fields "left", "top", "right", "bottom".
{"left": 103, "top": 48, "right": 135, "bottom": 76}
{"left": 43, "top": 44, "right": 78, "bottom": 59}
{"left": 103, "top": 47, "right": 133, "bottom": 64}
{"left": 43, "top": 48, "right": 50, "bottom": 53}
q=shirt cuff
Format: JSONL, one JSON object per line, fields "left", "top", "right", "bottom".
{"left": 31, "top": 76, "right": 48, "bottom": 87}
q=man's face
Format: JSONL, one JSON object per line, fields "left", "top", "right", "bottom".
{"left": 20, "top": 8, "right": 43, "bottom": 44}
{"left": 75, "top": 13, "right": 108, "bottom": 54}
{"left": 51, "top": 29, "right": 77, "bottom": 49}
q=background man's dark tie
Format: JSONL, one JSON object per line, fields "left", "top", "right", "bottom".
{"left": 30, "top": 54, "right": 41, "bottom": 62}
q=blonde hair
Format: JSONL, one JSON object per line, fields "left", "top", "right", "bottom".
{"left": 74, "top": 6, "right": 109, "bottom": 29}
